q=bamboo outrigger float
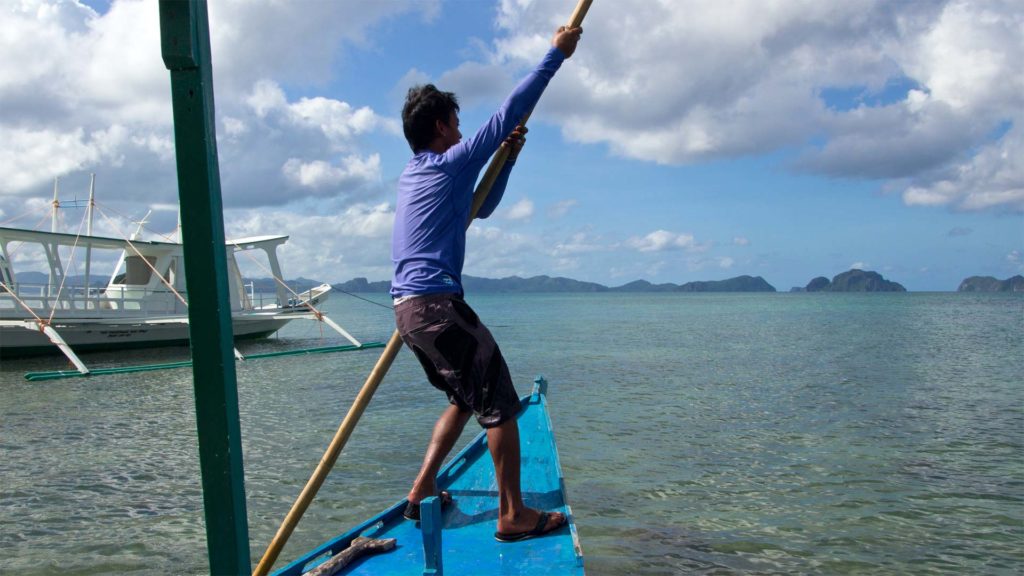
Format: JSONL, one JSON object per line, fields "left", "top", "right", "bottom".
{"left": 156, "top": 1, "right": 593, "bottom": 574}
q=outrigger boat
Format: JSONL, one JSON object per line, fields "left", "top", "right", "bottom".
{"left": 274, "top": 377, "right": 584, "bottom": 576}
{"left": 0, "top": 224, "right": 359, "bottom": 370}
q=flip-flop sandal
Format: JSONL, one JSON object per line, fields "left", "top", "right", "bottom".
{"left": 403, "top": 490, "right": 453, "bottom": 521}
{"left": 494, "top": 511, "right": 566, "bottom": 542}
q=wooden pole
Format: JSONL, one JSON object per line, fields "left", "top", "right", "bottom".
{"left": 567, "top": 0, "right": 594, "bottom": 29}
{"left": 469, "top": 0, "right": 592, "bottom": 221}
{"left": 252, "top": 2, "right": 594, "bottom": 574}
{"left": 252, "top": 331, "right": 403, "bottom": 576}
{"left": 159, "top": 1, "right": 251, "bottom": 573}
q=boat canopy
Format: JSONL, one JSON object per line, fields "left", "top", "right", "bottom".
{"left": 0, "top": 226, "right": 179, "bottom": 251}
{"left": 227, "top": 235, "right": 289, "bottom": 250}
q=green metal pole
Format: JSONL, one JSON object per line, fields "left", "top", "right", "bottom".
{"left": 158, "top": 2, "right": 251, "bottom": 574}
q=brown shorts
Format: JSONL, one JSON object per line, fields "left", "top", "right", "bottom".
{"left": 394, "top": 293, "right": 521, "bottom": 428}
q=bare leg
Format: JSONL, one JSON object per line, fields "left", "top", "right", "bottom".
{"left": 488, "top": 418, "right": 565, "bottom": 534}
{"left": 408, "top": 404, "right": 472, "bottom": 504}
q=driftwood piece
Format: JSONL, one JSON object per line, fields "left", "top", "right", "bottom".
{"left": 303, "top": 537, "right": 397, "bottom": 576}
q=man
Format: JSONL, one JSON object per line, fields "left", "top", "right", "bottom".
{"left": 391, "top": 25, "right": 582, "bottom": 542}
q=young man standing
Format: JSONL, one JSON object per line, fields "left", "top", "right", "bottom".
{"left": 391, "top": 25, "right": 582, "bottom": 541}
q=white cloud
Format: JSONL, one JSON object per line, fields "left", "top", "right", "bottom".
{"left": 718, "top": 257, "right": 735, "bottom": 269}
{"left": 243, "top": 80, "right": 399, "bottom": 148}
{"left": 289, "top": 97, "right": 398, "bottom": 144}
{"left": 547, "top": 199, "right": 577, "bottom": 218}
{"left": 551, "top": 232, "right": 603, "bottom": 257}
{"left": 465, "top": 224, "right": 545, "bottom": 278}
{"left": 627, "top": 230, "right": 706, "bottom": 253}
{"left": 1007, "top": 250, "right": 1022, "bottom": 270}
{"left": 222, "top": 117, "right": 248, "bottom": 138}
{"left": 4, "top": 0, "right": 1019, "bottom": 288}
{"left": 850, "top": 261, "right": 868, "bottom": 270}
{"left": 0, "top": 0, "right": 423, "bottom": 215}
{"left": 489, "top": 0, "right": 1022, "bottom": 211}
{"left": 902, "top": 124, "right": 1023, "bottom": 212}
{"left": 281, "top": 155, "right": 382, "bottom": 191}
{"left": 221, "top": 81, "right": 397, "bottom": 206}
{"left": 223, "top": 202, "right": 395, "bottom": 283}
{"left": 207, "top": 0, "right": 439, "bottom": 94}
{"left": 901, "top": 1, "right": 1020, "bottom": 111}
{"left": 246, "top": 80, "right": 289, "bottom": 118}
{"left": 436, "top": 62, "right": 516, "bottom": 109}
{"left": 79, "top": 0, "right": 169, "bottom": 124}
{"left": 1, "top": 128, "right": 101, "bottom": 192}
{"left": 733, "top": 236, "right": 750, "bottom": 246}
{"left": 504, "top": 198, "right": 534, "bottom": 221}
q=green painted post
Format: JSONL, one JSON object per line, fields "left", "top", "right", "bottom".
{"left": 158, "top": 1, "right": 251, "bottom": 574}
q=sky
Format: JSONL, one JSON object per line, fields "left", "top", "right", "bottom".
{"left": 1, "top": 0, "right": 1021, "bottom": 292}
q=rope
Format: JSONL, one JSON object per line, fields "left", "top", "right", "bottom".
{"left": 95, "top": 201, "right": 180, "bottom": 243}
{"left": 87, "top": 203, "right": 365, "bottom": 326}
{"left": 95, "top": 206, "right": 188, "bottom": 306}
{"left": 0, "top": 206, "right": 50, "bottom": 228}
{"left": 333, "top": 287, "right": 394, "bottom": 311}
{"left": 0, "top": 285, "right": 67, "bottom": 372}
{"left": 59, "top": 200, "right": 391, "bottom": 317}
{"left": 46, "top": 202, "right": 92, "bottom": 324}
{"left": 2, "top": 212, "right": 54, "bottom": 260}
{"left": 225, "top": 239, "right": 330, "bottom": 320}
{"left": 0, "top": 281, "right": 49, "bottom": 328}
{"left": 94, "top": 201, "right": 331, "bottom": 319}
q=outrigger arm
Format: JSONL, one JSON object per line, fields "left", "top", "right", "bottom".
{"left": 319, "top": 314, "right": 361, "bottom": 347}
{"left": 0, "top": 320, "right": 90, "bottom": 375}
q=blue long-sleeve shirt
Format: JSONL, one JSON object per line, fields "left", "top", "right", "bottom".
{"left": 391, "top": 47, "right": 565, "bottom": 298}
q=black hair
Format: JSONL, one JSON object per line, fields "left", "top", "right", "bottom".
{"left": 402, "top": 84, "right": 460, "bottom": 152}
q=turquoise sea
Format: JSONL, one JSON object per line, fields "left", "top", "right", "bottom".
{"left": 1, "top": 292, "right": 1022, "bottom": 575}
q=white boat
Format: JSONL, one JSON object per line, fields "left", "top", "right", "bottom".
{"left": 0, "top": 225, "right": 359, "bottom": 371}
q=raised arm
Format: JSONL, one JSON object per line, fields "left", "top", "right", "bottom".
{"left": 444, "top": 26, "right": 582, "bottom": 172}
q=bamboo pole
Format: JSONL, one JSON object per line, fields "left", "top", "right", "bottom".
{"left": 252, "top": 331, "right": 403, "bottom": 576}
{"left": 252, "top": 2, "right": 593, "bottom": 574}
{"left": 470, "top": 0, "right": 592, "bottom": 222}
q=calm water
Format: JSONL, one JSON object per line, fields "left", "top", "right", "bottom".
{"left": 1, "top": 293, "right": 1022, "bottom": 575}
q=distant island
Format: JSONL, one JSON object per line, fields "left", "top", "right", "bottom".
{"left": 247, "top": 276, "right": 325, "bottom": 293}
{"left": 674, "top": 276, "right": 776, "bottom": 292}
{"left": 13, "top": 270, "right": 1022, "bottom": 294}
{"left": 793, "top": 269, "right": 907, "bottom": 292}
{"left": 238, "top": 271, "right": 1024, "bottom": 294}
{"left": 957, "top": 275, "right": 1024, "bottom": 292}
{"left": 331, "top": 274, "right": 777, "bottom": 293}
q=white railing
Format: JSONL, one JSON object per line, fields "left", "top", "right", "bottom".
{"left": 245, "top": 291, "right": 284, "bottom": 310}
{"left": 0, "top": 283, "right": 187, "bottom": 318}
{"left": 0, "top": 283, "right": 293, "bottom": 318}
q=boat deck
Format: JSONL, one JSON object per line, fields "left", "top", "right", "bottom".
{"left": 275, "top": 379, "right": 584, "bottom": 575}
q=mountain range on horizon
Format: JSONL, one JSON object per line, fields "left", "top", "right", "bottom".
{"left": 324, "top": 270, "right": 1023, "bottom": 294}
{"left": 12, "top": 270, "right": 1023, "bottom": 294}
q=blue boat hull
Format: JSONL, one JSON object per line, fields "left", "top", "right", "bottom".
{"left": 274, "top": 377, "right": 584, "bottom": 575}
